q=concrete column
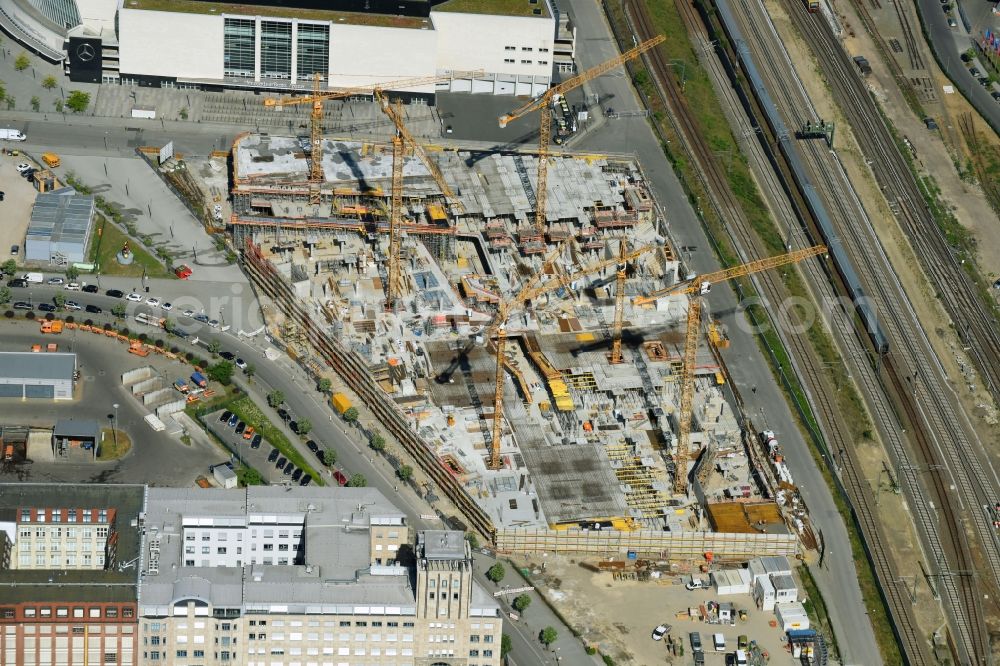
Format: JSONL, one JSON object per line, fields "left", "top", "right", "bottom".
{"left": 290, "top": 20, "right": 298, "bottom": 85}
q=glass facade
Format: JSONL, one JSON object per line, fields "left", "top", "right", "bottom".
{"left": 296, "top": 23, "right": 329, "bottom": 82}
{"left": 223, "top": 18, "right": 255, "bottom": 78}
{"left": 260, "top": 20, "right": 292, "bottom": 80}
{"left": 28, "top": 0, "right": 81, "bottom": 30}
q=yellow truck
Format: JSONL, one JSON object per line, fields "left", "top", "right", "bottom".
{"left": 331, "top": 393, "right": 352, "bottom": 414}
{"left": 41, "top": 152, "right": 60, "bottom": 168}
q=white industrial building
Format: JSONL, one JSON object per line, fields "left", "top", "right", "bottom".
{"left": 24, "top": 189, "right": 95, "bottom": 265}
{"left": 1, "top": 0, "right": 576, "bottom": 96}
{"left": 713, "top": 568, "right": 752, "bottom": 596}
{"left": 0, "top": 352, "right": 76, "bottom": 401}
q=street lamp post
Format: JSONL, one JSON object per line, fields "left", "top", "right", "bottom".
{"left": 112, "top": 403, "right": 119, "bottom": 451}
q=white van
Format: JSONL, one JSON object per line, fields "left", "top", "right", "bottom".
{"left": 735, "top": 649, "right": 748, "bottom": 665}
{"left": 713, "top": 633, "right": 725, "bottom": 651}
{"left": 0, "top": 129, "right": 26, "bottom": 141}
{"left": 21, "top": 273, "right": 43, "bottom": 284}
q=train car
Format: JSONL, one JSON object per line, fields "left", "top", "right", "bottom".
{"left": 807, "top": 0, "right": 820, "bottom": 13}
{"left": 712, "top": 0, "right": 889, "bottom": 356}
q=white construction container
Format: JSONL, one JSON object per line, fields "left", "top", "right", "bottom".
{"left": 775, "top": 601, "right": 810, "bottom": 631}
{"left": 144, "top": 414, "right": 166, "bottom": 432}
{"left": 772, "top": 573, "right": 799, "bottom": 603}
{"left": 754, "top": 575, "right": 776, "bottom": 611}
{"left": 713, "top": 568, "right": 752, "bottom": 595}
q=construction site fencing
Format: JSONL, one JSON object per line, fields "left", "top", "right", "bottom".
{"left": 496, "top": 528, "right": 798, "bottom": 559}
{"left": 242, "top": 239, "right": 497, "bottom": 541}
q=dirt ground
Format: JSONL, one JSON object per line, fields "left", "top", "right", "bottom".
{"left": 0, "top": 152, "right": 40, "bottom": 261}
{"left": 510, "top": 553, "right": 798, "bottom": 665}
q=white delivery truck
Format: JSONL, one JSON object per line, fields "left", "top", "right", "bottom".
{"left": 22, "top": 273, "right": 44, "bottom": 284}
{"left": 0, "top": 129, "right": 26, "bottom": 141}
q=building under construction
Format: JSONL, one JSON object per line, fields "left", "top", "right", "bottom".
{"left": 229, "top": 129, "right": 767, "bottom": 534}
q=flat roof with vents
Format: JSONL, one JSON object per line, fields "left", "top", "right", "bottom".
{"left": 25, "top": 190, "right": 95, "bottom": 263}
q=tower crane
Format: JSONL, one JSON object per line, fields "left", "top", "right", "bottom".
{"left": 653, "top": 244, "right": 828, "bottom": 495}
{"left": 264, "top": 71, "right": 479, "bottom": 204}
{"left": 498, "top": 35, "right": 665, "bottom": 236}
{"left": 485, "top": 239, "right": 656, "bottom": 469}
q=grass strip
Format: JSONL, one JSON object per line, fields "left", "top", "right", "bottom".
{"left": 227, "top": 395, "right": 325, "bottom": 485}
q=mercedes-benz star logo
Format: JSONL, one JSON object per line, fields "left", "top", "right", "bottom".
{"left": 76, "top": 43, "right": 96, "bottom": 62}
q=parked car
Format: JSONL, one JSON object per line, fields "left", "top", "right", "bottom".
{"left": 182, "top": 309, "right": 195, "bottom": 318}
{"left": 106, "top": 289, "right": 124, "bottom": 298}
{"left": 283, "top": 461, "right": 295, "bottom": 475}
{"left": 333, "top": 470, "right": 348, "bottom": 486}
{"left": 291, "top": 468, "right": 303, "bottom": 482}
{"left": 13, "top": 301, "right": 31, "bottom": 310}
{"left": 250, "top": 434, "right": 262, "bottom": 449}
{"left": 277, "top": 409, "right": 290, "bottom": 422}
{"left": 82, "top": 284, "right": 99, "bottom": 293}
{"left": 235, "top": 421, "right": 246, "bottom": 435}
{"left": 64, "top": 282, "right": 81, "bottom": 291}
{"left": 126, "top": 292, "right": 142, "bottom": 302}
{"left": 686, "top": 577, "right": 706, "bottom": 590}
{"left": 948, "top": 17, "right": 958, "bottom": 27}
{"left": 242, "top": 426, "right": 255, "bottom": 440}
{"left": 306, "top": 440, "right": 319, "bottom": 453}
{"left": 146, "top": 297, "right": 160, "bottom": 307}
{"left": 652, "top": 624, "right": 670, "bottom": 641}
{"left": 194, "top": 313, "right": 210, "bottom": 324}
{"left": 161, "top": 302, "right": 173, "bottom": 311}
{"left": 8, "top": 245, "right": 16, "bottom": 256}
{"left": 275, "top": 456, "right": 287, "bottom": 469}
{"left": 970, "top": 67, "right": 981, "bottom": 77}
{"left": 46, "top": 277, "right": 64, "bottom": 285}
{"left": 15, "top": 162, "right": 31, "bottom": 174}
{"left": 219, "top": 411, "right": 233, "bottom": 423}
{"left": 299, "top": 474, "right": 312, "bottom": 486}
{"left": 85, "top": 304, "right": 103, "bottom": 314}
{"left": 236, "top": 358, "right": 247, "bottom": 370}
{"left": 227, "top": 414, "right": 239, "bottom": 428}
{"left": 689, "top": 632, "right": 702, "bottom": 652}
{"left": 8, "top": 279, "right": 27, "bottom": 288}
{"left": 64, "top": 301, "right": 82, "bottom": 311}
{"left": 267, "top": 448, "right": 280, "bottom": 463}
{"left": 208, "top": 319, "right": 220, "bottom": 328}
{"left": 38, "top": 303, "right": 55, "bottom": 312}
{"left": 220, "top": 351, "right": 235, "bottom": 361}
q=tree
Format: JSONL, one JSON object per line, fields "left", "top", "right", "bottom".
{"left": 347, "top": 473, "right": 367, "bottom": 487}
{"left": 65, "top": 90, "right": 90, "bottom": 113}
{"left": 501, "top": 634, "right": 513, "bottom": 659}
{"left": 323, "top": 449, "right": 337, "bottom": 466}
{"left": 65, "top": 265, "right": 79, "bottom": 280}
{"left": 208, "top": 339, "right": 222, "bottom": 356}
{"left": 465, "top": 533, "right": 479, "bottom": 550}
{"left": 54, "top": 99, "right": 63, "bottom": 113}
{"left": 42, "top": 75, "right": 57, "bottom": 90}
{"left": 244, "top": 364, "right": 256, "bottom": 379}
{"left": 111, "top": 303, "right": 127, "bottom": 319}
{"left": 369, "top": 433, "right": 386, "bottom": 451}
{"left": 239, "top": 468, "right": 264, "bottom": 486}
{"left": 162, "top": 318, "right": 176, "bottom": 335}
{"left": 1, "top": 259, "right": 15, "bottom": 275}
{"left": 398, "top": 465, "right": 413, "bottom": 481}
{"left": 342, "top": 406, "right": 359, "bottom": 423}
{"left": 53, "top": 293, "right": 65, "bottom": 309}
{"left": 0, "top": 287, "right": 10, "bottom": 305}
{"left": 6, "top": 97, "right": 14, "bottom": 111}
{"left": 267, "top": 390, "right": 284, "bottom": 408}
{"left": 207, "top": 360, "right": 234, "bottom": 385}
{"left": 486, "top": 563, "right": 506, "bottom": 584}
{"left": 539, "top": 626, "right": 558, "bottom": 647}
{"left": 30, "top": 96, "right": 39, "bottom": 112}
{"left": 512, "top": 594, "right": 531, "bottom": 613}
{"left": 317, "top": 377, "right": 332, "bottom": 394}
{"left": 14, "top": 53, "right": 30, "bottom": 71}
{"left": 296, "top": 419, "right": 312, "bottom": 435}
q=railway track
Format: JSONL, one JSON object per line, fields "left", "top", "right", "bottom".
{"left": 733, "top": 0, "right": 998, "bottom": 660}
{"left": 623, "top": 0, "right": 928, "bottom": 660}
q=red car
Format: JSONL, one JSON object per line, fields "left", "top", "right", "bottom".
{"left": 174, "top": 264, "right": 193, "bottom": 279}
{"left": 333, "top": 470, "right": 348, "bottom": 486}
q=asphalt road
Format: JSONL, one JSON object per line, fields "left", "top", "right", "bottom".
{"left": 564, "top": 0, "right": 880, "bottom": 663}
{"left": 922, "top": 0, "right": 1000, "bottom": 133}
{"left": 2, "top": 282, "right": 593, "bottom": 665}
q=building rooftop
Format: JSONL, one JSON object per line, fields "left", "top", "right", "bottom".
{"left": 26, "top": 191, "right": 94, "bottom": 250}
{"left": 433, "top": 0, "right": 550, "bottom": 18}
{"left": 419, "top": 530, "right": 466, "bottom": 560}
{"left": 122, "top": 0, "right": 431, "bottom": 28}
{"left": 0, "top": 484, "right": 144, "bottom": 603}
{"left": 53, "top": 418, "right": 100, "bottom": 440}
{"left": 0, "top": 352, "right": 76, "bottom": 381}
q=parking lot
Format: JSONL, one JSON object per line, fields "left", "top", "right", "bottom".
{"left": 202, "top": 408, "right": 316, "bottom": 486}
{"left": 0, "top": 151, "right": 41, "bottom": 262}
{"left": 0, "top": 322, "right": 223, "bottom": 486}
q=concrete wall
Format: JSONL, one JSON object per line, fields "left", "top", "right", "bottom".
{"left": 121, "top": 365, "right": 155, "bottom": 385}
{"left": 327, "top": 23, "right": 437, "bottom": 91}
{"left": 118, "top": 9, "right": 224, "bottom": 80}
{"left": 431, "top": 10, "right": 554, "bottom": 83}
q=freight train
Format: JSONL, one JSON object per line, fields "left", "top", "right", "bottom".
{"left": 711, "top": 0, "right": 890, "bottom": 356}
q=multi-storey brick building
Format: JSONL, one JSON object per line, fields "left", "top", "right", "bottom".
{"left": 138, "top": 487, "right": 502, "bottom": 666}
{"left": 0, "top": 484, "right": 145, "bottom": 666}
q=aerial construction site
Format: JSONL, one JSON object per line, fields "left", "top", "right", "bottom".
{"left": 228, "top": 41, "right": 819, "bottom": 552}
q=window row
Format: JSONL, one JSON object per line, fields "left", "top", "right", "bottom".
{"left": 15, "top": 606, "right": 132, "bottom": 619}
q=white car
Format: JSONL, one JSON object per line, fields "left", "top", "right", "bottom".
{"left": 46, "top": 277, "right": 64, "bottom": 285}
{"left": 685, "top": 577, "right": 706, "bottom": 591}
{"left": 63, "top": 282, "right": 81, "bottom": 291}
{"left": 15, "top": 163, "right": 31, "bottom": 174}
{"left": 126, "top": 292, "right": 142, "bottom": 302}
{"left": 235, "top": 358, "right": 247, "bottom": 370}
{"left": 182, "top": 309, "right": 195, "bottom": 318}
{"left": 146, "top": 297, "right": 160, "bottom": 307}
{"left": 208, "top": 319, "right": 220, "bottom": 328}
{"left": 161, "top": 302, "right": 173, "bottom": 311}
{"left": 652, "top": 624, "right": 670, "bottom": 641}
{"left": 65, "top": 301, "right": 82, "bottom": 311}
{"left": 213, "top": 204, "right": 223, "bottom": 214}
